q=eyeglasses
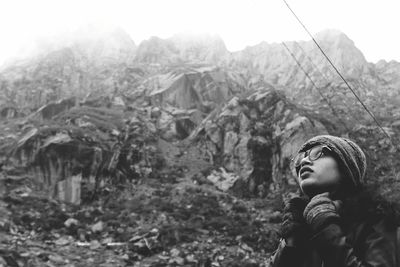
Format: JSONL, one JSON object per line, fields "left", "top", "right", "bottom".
{"left": 292, "top": 145, "right": 332, "bottom": 168}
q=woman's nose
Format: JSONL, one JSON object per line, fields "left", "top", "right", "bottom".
{"left": 299, "top": 154, "right": 312, "bottom": 166}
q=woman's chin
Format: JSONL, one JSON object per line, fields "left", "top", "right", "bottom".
{"left": 300, "top": 182, "right": 336, "bottom": 198}
{"left": 300, "top": 179, "right": 323, "bottom": 197}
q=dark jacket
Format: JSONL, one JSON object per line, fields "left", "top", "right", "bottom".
{"left": 269, "top": 213, "right": 398, "bottom": 266}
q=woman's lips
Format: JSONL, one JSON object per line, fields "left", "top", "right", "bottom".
{"left": 299, "top": 167, "right": 313, "bottom": 179}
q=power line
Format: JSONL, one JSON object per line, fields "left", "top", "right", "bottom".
{"left": 292, "top": 41, "right": 331, "bottom": 83}
{"left": 282, "top": 0, "right": 394, "bottom": 146}
{"left": 282, "top": 41, "right": 350, "bottom": 132}
{"left": 291, "top": 41, "right": 359, "bottom": 123}
{"left": 292, "top": 40, "right": 378, "bottom": 123}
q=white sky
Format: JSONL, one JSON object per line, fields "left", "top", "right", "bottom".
{"left": 0, "top": 0, "right": 399, "bottom": 65}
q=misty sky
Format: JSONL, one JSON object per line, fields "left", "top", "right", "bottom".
{"left": 0, "top": 0, "right": 399, "bottom": 66}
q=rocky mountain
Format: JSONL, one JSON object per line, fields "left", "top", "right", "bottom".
{"left": 1, "top": 27, "right": 400, "bottom": 266}
{"left": 134, "top": 33, "right": 230, "bottom": 65}
{"left": 2, "top": 28, "right": 399, "bottom": 123}
{"left": 231, "top": 30, "right": 369, "bottom": 88}
{"left": 0, "top": 26, "right": 138, "bottom": 114}
{"left": 230, "top": 29, "right": 400, "bottom": 125}
{"left": 1, "top": 26, "right": 399, "bottom": 191}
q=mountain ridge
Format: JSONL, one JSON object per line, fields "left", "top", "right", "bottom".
{"left": 0, "top": 27, "right": 399, "bottom": 126}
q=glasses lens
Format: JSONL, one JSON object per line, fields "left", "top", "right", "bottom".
{"left": 293, "top": 151, "right": 305, "bottom": 167}
{"left": 293, "top": 145, "right": 326, "bottom": 167}
{"left": 309, "top": 146, "right": 324, "bottom": 161}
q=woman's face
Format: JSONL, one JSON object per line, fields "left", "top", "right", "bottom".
{"left": 296, "top": 146, "right": 343, "bottom": 197}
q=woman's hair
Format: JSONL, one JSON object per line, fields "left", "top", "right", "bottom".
{"left": 341, "top": 183, "right": 400, "bottom": 229}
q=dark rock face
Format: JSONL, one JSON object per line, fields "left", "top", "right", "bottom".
{"left": 145, "top": 65, "right": 246, "bottom": 111}
{"left": 7, "top": 106, "right": 164, "bottom": 204}
{"left": 191, "top": 89, "right": 327, "bottom": 197}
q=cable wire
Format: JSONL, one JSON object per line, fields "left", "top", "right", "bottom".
{"left": 282, "top": 42, "right": 350, "bottom": 132}
{"left": 291, "top": 41, "right": 359, "bottom": 123}
{"left": 282, "top": 0, "right": 394, "bottom": 146}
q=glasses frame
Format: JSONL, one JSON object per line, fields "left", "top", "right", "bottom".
{"left": 292, "top": 145, "right": 332, "bottom": 168}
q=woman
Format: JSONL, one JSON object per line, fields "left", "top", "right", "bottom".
{"left": 269, "top": 135, "right": 398, "bottom": 267}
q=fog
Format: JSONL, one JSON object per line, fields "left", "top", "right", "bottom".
{"left": 0, "top": 0, "right": 399, "bottom": 65}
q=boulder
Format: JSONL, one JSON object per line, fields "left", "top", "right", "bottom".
{"left": 206, "top": 168, "right": 240, "bottom": 192}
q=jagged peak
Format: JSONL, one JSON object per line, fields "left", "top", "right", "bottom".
{"left": 313, "top": 29, "right": 368, "bottom": 67}
{"left": 135, "top": 36, "right": 176, "bottom": 54}
{"left": 314, "top": 29, "right": 354, "bottom": 46}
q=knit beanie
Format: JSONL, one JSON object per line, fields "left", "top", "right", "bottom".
{"left": 296, "top": 135, "right": 367, "bottom": 191}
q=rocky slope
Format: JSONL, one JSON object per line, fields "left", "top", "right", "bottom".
{"left": 190, "top": 89, "right": 329, "bottom": 197}
{"left": 0, "top": 26, "right": 137, "bottom": 114}
{"left": 144, "top": 65, "right": 246, "bottom": 110}
{"left": 1, "top": 28, "right": 399, "bottom": 125}
{"left": 1, "top": 27, "right": 400, "bottom": 266}
{"left": 230, "top": 29, "right": 400, "bottom": 124}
